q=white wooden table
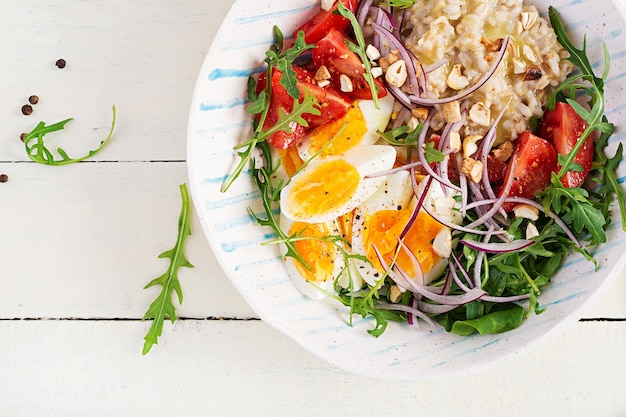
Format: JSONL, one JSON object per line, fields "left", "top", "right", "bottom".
{"left": 1, "top": 1, "right": 626, "bottom": 416}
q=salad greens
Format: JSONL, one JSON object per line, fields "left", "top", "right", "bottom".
{"left": 24, "top": 106, "right": 116, "bottom": 165}
{"left": 142, "top": 183, "right": 194, "bottom": 355}
{"left": 230, "top": 3, "right": 624, "bottom": 338}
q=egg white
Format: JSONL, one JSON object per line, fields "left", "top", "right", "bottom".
{"left": 350, "top": 176, "right": 463, "bottom": 287}
{"left": 351, "top": 170, "right": 414, "bottom": 286}
{"left": 280, "top": 144, "right": 397, "bottom": 224}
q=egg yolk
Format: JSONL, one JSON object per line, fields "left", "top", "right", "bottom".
{"left": 305, "top": 103, "right": 368, "bottom": 157}
{"left": 277, "top": 147, "right": 304, "bottom": 177}
{"left": 289, "top": 222, "right": 335, "bottom": 283}
{"left": 286, "top": 159, "right": 360, "bottom": 219}
{"left": 363, "top": 208, "right": 445, "bottom": 278}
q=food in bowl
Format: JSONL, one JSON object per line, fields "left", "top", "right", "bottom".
{"left": 221, "top": 0, "right": 624, "bottom": 337}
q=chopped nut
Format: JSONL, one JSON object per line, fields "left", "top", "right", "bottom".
{"left": 442, "top": 100, "right": 462, "bottom": 123}
{"left": 321, "top": 0, "right": 337, "bottom": 11}
{"left": 316, "top": 79, "right": 331, "bottom": 88}
{"left": 366, "top": 44, "right": 381, "bottom": 61}
{"left": 512, "top": 58, "right": 527, "bottom": 74}
{"left": 314, "top": 65, "right": 331, "bottom": 81}
{"left": 385, "top": 59, "right": 408, "bottom": 87}
{"left": 339, "top": 74, "right": 353, "bottom": 93}
{"left": 379, "top": 50, "right": 400, "bottom": 72}
{"left": 480, "top": 36, "right": 503, "bottom": 52}
{"left": 492, "top": 141, "right": 514, "bottom": 162}
{"left": 389, "top": 285, "right": 404, "bottom": 303}
{"left": 469, "top": 102, "right": 491, "bottom": 126}
{"left": 449, "top": 130, "right": 462, "bottom": 153}
{"left": 432, "top": 227, "right": 453, "bottom": 258}
{"left": 521, "top": 11, "right": 538, "bottom": 30}
{"left": 523, "top": 45, "right": 537, "bottom": 63}
{"left": 461, "top": 158, "right": 484, "bottom": 183}
{"left": 526, "top": 222, "right": 540, "bottom": 239}
{"left": 446, "top": 64, "right": 470, "bottom": 90}
{"left": 462, "top": 134, "right": 482, "bottom": 158}
{"left": 371, "top": 66, "right": 383, "bottom": 78}
{"left": 411, "top": 107, "right": 429, "bottom": 120}
{"left": 513, "top": 203, "right": 539, "bottom": 221}
{"left": 407, "top": 116, "right": 421, "bottom": 132}
{"left": 523, "top": 66, "right": 542, "bottom": 80}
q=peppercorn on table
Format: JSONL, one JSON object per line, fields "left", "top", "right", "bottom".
{"left": 1, "top": 0, "right": 626, "bottom": 416}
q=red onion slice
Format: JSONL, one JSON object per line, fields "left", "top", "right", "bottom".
{"left": 460, "top": 237, "right": 535, "bottom": 253}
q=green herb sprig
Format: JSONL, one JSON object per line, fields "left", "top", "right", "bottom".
{"left": 142, "top": 183, "right": 194, "bottom": 355}
{"left": 541, "top": 8, "right": 625, "bottom": 244}
{"left": 220, "top": 29, "right": 319, "bottom": 192}
{"left": 24, "top": 105, "right": 116, "bottom": 165}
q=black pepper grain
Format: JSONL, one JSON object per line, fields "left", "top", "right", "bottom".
{"left": 0, "top": 174, "right": 8, "bottom": 183}
{"left": 21, "top": 104, "right": 33, "bottom": 116}
{"left": 20, "top": 133, "right": 27, "bottom": 142}
{"left": 55, "top": 58, "right": 66, "bottom": 69}
{"left": 28, "top": 95, "right": 39, "bottom": 105}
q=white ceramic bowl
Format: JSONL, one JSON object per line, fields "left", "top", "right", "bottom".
{"left": 187, "top": 0, "right": 626, "bottom": 380}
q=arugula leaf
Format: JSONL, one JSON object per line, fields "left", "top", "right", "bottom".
{"left": 378, "top": 0, "right": 417, "bottom": 8}
{"left": 221, "top": 29, "right": 317, "bottom": 192}
{"left": 24, "top": 105, "right": 116, "bottom": 165}
{"left": 142, "top": 183, "right": 194, "bottom": 355}
{"left": 548, "top": 8, "right": 614, "bottom": 181}
{"left": 248, "top": 141, "right": 312, "bottom": 269}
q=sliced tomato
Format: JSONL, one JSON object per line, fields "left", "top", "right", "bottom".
{"left": 294, "top": 0, "right": 359, "bottom": 44}
{"left": 539, "top": 102, "right": 592, "bottom": 188}
{"left": 486, "top": 154, "right": 508, "bottom": 183}
{"left": 273, "top": 67, "right": 353, "bottom": 127}
{"left": 498, "top": 131, "right": 557, "bottom": 211}
{"left": 312, "top": 28, "right": 388, "bottom": 100}
{"left": 255, "top": 71, "right": 307, "bottom": 149}
{"left": 254, "top": 67, "right": 352, "bottom": 148}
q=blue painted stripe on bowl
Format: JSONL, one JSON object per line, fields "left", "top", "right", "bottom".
{"left": 453, "top": 315, "right": 561, "bottom": 359}
{"left": 213, "top": 209, "right": 279, "bottom": 232}
{"left": 390, "top": 331, "right": 481, "bottom": 366}
{"left": 208, "top": 66, "right": 265, "bottom": 80}
{"left": 252, "top": 274, "right": 291, "bottom": 288}
{"left": 233, "top": 5, "right": 316, "bottom": 25}
{"left": 233, "top": 255, "right": 282, "bottom": 271}
{"left": 196, "top": 122, "right": 252, "bottom": 139}
{"left": 541, "top": 290, "right": 589, "bottom": 308}
{"left": 199, "top": 97, "right": 248, "bottom": 111}
{"left": 373, "top": 327, "right": 446, "bottom": 355}
{"left": 561, "top": 12, "right": 615, "bottom": 32}
{"left": 204, "top": 190, "right": 260, "bottom": 210}
{"left": 221, "top": 232, "right": 277, "bottom": 253}
{"left": 220, "top": 37, "right": 275, "bottom": 51}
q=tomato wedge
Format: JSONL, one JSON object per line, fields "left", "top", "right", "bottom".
{"left": 295, "top": 0, "right": 359, "bottom": 44}
{"left": 499, "top": 131, "right": 557, "bottom": 211}
{"left": 312, "top": 28, "right": 388, "bottom": 100}
{"left": 255, "top": 67, "right": 352, "bottom": 149}
{"left": 273, "top": 67, "right": 353, "bottom": 127}
{"left": 539, "top": 102, "right": 592, "bottom": 188}
{"left": 255, "top": 70, "right": 307, "bottom": 149}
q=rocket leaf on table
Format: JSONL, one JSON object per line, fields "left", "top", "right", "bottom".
{"left": 142, "top": 183, "right": 194, "bottom": 355}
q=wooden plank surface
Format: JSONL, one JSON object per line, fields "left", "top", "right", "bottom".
{"left": 1, "top": 0, "right": 625, "bottom": 415}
